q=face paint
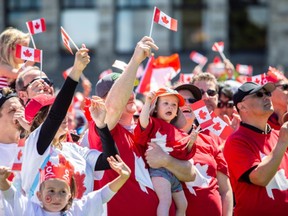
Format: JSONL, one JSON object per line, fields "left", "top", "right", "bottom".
{"left": 45, "top": 195, "right": 52, "bottom": 203}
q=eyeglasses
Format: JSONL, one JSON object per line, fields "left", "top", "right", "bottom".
{"left": 217, "top": 100, "right": 234, "bottom": 108}
{"left": 22, "top": 77, "right": 53, "bottom": 90}
{"left": 184, "top": 98, "right": 198, "bottom": 104}
{"left": 200, "top": 89, "right": 217, "bottom": 97}
{"left": 276, "top": 84, "right": 288, "bottom": 91}
{"left": 253, "top": 91, "right": 272, "bottom": 98}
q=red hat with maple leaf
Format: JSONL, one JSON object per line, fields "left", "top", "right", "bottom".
{"left": 25, "top": 94, "right": 55, "bottom": 123}
{"left": 40, "top": 154, "right": 75, "bottom": 185}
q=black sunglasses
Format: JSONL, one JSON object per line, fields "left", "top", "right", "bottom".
{"left": 200, "top": 89, "right": 217, "bottom": 97}
{"left": 184, "top": 98, "right": 198, "bottom": 104}
{"left": 276, "top": 84, "right": 288, "bottom": 91}
{"left": 22, "top": 77, "right": 53, "bottom": 90}
{"left": 218, "top": 100, "right": 234, "bottom": 108}
{"left": 254, "top": 91, "right": 272, "bottom": 98}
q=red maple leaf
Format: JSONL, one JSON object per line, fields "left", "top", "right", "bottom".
{"left": 23, "top": 49, "right": 32, "bottom": 57}
{"left": 17, "top": 150, "right": 23, "bottom": 161}
{"left": 254, "top": 78, "right": 260, "bottom": 83}
{"left": 199, "top": 110, "right": 207, "bottom": 120}
{"left": 34, "top": 22, "right": 40, "bottom": 29}
{"left": 161, "top": 16, "right": 169, "bottom": 24}
{"left": 74, "top": 172, "right": 86, "bottom": 199}
{"left": 213, "top": 122, "right": 222, "bottom": 131}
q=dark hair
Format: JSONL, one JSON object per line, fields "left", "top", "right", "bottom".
{"left": 30, "top": 105, "right": 50, "bottom": 132}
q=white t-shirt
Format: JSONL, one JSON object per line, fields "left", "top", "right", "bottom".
{"left": 21, "top": 125, "right": 102, "bottom": 202}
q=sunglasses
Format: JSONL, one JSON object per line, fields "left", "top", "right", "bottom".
{"left": 22, "top": 77, "right": 53, "bottom": 90}
{"left": 276, "top": 84, "right": 288, "bottom": 91}
{"left": 253, "top": 91, "right": 272, "bottom": 98}
{"left": 200, "top": 89, "right": 217, "bottom": 97}
{"left": 184, "top": 98, "right": 198, "bottom": 104}
{"left": 218, "top": 100, "right": 234, "bottom": 108}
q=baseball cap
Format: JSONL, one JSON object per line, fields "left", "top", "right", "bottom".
{"left": 25, "top": 94, "right": 55, "bottom": 123}
{"left": 174, "top": 83, "right": 202, "bottom": 101}
{"left": 95, "top": 73, "right": 121, "bottom": 98}
{"left": 233, "top": 82, "right": 276, "bottom": 108}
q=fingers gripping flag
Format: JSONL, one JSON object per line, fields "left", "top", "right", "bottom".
{"left": 153, "top": 7, "right": 177, "bottom": 32}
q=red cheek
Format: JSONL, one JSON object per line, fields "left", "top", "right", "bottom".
{"left": 45, "top": 195, "right": 52, "bottom": 203}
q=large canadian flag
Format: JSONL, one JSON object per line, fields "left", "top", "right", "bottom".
{"left": 136, "top": 53, "right": 181, "bottom": 95}
{"left": 212, "top": 41, "right": 224, "bottom": 53}
{"left": 207, "top": 112, "right": 233, "bottom": 139}
{"left": 153, "top": 7, "right": 177, "bottom": 32}
{"left": 191, "top": 100, "right": 213, "bottom": 129}
{"left": 61, "top": 27, "right": 74, "bottom": 55}
{"left": 26, "top": 18, "right": 46, "bottom": 35}
{"left": 15, "top": 44, "right": 41, "bottom": 62}
{"left": 189, "top": 51, "right": 207, "bottom": 66}
{"left": 11, "top": 139, "right": 25, "bottom": 171}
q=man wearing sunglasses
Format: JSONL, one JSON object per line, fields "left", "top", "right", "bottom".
{"left": 15, "top": 66, "right": 54, "bottom": 106}
{"left": 224, "top": 81, "right": 288, "bottom": 215}
{"left": 215, "top": 84, "right": 235, "bottom": 121}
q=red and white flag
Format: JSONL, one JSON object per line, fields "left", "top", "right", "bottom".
{"left": 266, "top": 66, "right": 287, "bottom": 83}
{"left": 212, "top": 41, "right": 224, "bottom": 53}
{"left": 246, "top": 73, "right": 268, "bottom": 85}
{"left": 178, "top": 73, "right": 194, "bottom": 83}
{"left": 99, "top": 68, "right": 113, "bottom": 80}
{"left": 11, "top": 139, "right": 25, "bottom": 171}
{"left": 191, "top": 100, "right": 213, "bottom": 129}
{"left": 61, "top": 27, "right": 73, "bottom": 55}
{"left": 153, "top": 7, "right": 177, "bottom": 32}
{"left": 208, "top": 112, "right": 233, "bottom": 140}
{"left": 26, "top": 18, "right": 46, "bottom": 35}
{"left": 15, "top": 44, "right": 41, "bottom": 62}
{"left": 136, "top": 53, "right": 181, "bottom": 94}
{"left": 189, "top": 51, "right": 207, "bottom": 66}
{"left": 62, "top": 66, "right": 73, "bottom": 79}
{"left": 236, "top": 64, "right": 253, "bottom": 76}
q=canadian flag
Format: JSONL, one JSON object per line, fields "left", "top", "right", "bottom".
{"left": 266, "top": 66, "right": 287, "bottom": 83}
{"left": 189, "top": 51, "right": 208, "bottom": 66}
{"left": 191, "top": 100, "right": 214, "bottom": 129}
{"left": 61, "top": 27, "right": 73, "bottom": 55}
{"left": 212, "top": 41, "right": 224, "bottom": 53}
{"left": 153, "top": 7, "right": 177, "bottom": 32}
{"left": 26, "top": 18, "right": 46, "bottom": 35}
{"left": 178, "top": 73, "right": 194, "bottom": 83}
{"left": 246, "top": 73, "right": 268, "bottom": 85}
{"left": 62, "top": 66, "right": 73, "bottom": 79}
{"left": 236, "top": 64, "right": 253, "bottom": 76}
{"left": 136, "top": 53, "right": 181, "bottom": 94}
{"left": 11, "top": 139, "right": 25, "bottom": 171}
{"left": 15, "top": 44, "right": 41, "bottom": 62}
{"left": 207, "top": 112, "right": 233, "bottom": 139}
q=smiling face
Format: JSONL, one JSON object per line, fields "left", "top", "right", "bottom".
{"left": 155, "top": 95, "right": 179, "bottom": 123}
{"left": 37, "top": 179, "right": 71, "bottom": 212}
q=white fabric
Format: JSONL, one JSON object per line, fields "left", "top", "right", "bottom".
{"left": 0, "top": 143, "right": 18, "bottom": 167}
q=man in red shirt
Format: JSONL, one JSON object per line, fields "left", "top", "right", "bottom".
{"left": 224, "top": 81, "right": 288, "bottom": 216}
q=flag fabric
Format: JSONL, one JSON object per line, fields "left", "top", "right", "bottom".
{"left": 153, "top": 7, "right": 177, "bottom": 32}
{"left": 207, "top": 112, "right": 233, "bottom": 140}
{"left": 189, "top": 51, "right": 207, "bottom": 66}
{"left": 236, "top": 64, "right": 253, "bottom": 76}
{"left": 99, "top": 69, "right": 113, "bottom": 80}
{"left": 266, "top": 66, "right": 287, "bottom": 83}
{"left": 191, "top": 100, "right": 213, "bottom": 129}
{"left": 212, "top": 41, "right": 224, "bottom": 53}
{"left": 246, "top": 73, "right": 268, "bottom": 85}
{"left": 15, "top": 44, "right": 41, "bottom": 62}
{"left": 11, "top": 139, "right": 25, "bottom": 171}
{"left": 178, "top": 73, "right": 194, "bottom": 83}
{"left": 61, "top": 27, "right": 73, "bottom": 55}
{"left": 26, "top": 18, "right": 46, "bottom": 35}
{"left": 136, "top": 53, "right": 181, "bottom": 94}
{"left": 62, "top": 67, "right": 73, "bottom": 79}
{"left": 112, "top": 60, "right": 128, "bottom": 71}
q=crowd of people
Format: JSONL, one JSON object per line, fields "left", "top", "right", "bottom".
{"left": 0, "top": 26, "right": 288, "bottom": 216}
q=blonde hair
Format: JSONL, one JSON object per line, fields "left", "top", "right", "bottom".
{"left": 0, "top": 27, "right": 30, "bottom": 68}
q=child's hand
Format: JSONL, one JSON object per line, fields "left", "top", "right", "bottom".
{"left": 145, "top": 91, "right": 156, "bottom": 103}
{"left": 89, "top": 96, "right": 106, "bottom": 128}
{"left": 0, "top": 167, "right": 11, "bottom": 180}
{"left": 107, "top": 155, "right": 131, "bottom": 179}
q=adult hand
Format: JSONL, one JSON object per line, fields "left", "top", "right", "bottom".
{"left": 89, "top": 96, "right": 107, "bottom": 128}
{"left": 145, "top": 142, "right": 168, "bottom": 168}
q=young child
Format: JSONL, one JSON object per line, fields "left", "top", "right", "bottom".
{"left": 134, "top": 87, "right": 197, "bottom": 216}
{"left": 0, "top": 154, "right": 130, "bottom": 216}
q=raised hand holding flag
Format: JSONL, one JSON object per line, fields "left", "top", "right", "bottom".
{"left": 212, "top": 41, "right": 227, "bottom": 61}
{"left": 189, "top": 51, "right": 208, "bottom": 66}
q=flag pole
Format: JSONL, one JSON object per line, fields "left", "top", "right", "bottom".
{"left": 215, "top": 43, "right": 227, "bottom": 61}
{"left": 26, "top": 22, "right": 36, "bottom": 49}
{"left": 40, "top": 50, "right": 43, "bottom": 79}
{"left": 149, "top": 7, "right": 156, "bottom": 37}
{"left": 60, "top": 26, "right": 79, "bottom": 51}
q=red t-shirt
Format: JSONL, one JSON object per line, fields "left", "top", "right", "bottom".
{"left": 224, "top": 124, "right": 288, "bottom": 216}
{"left": 183, "top": 133, "right": 229, "bottom": 216}
{"left": 88, "top": 121, "right": 175, "bottom": 216}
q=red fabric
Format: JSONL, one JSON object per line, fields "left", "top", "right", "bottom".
{"left": 88, "top": 121, "right": 175, "bottom": 216}
{"left": 268, "top": 112, "right": 281, "bottom": 130}
{"left": 183, "top": 133, "right": 229, "bottom": 216}
{"left": 224, "top": 125, "right": 288, "bottom": 216}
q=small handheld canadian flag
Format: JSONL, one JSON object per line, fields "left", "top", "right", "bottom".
{"left": 15, "top": 44, "right": 42, "bottom": 62}
{"left": 11, "top": 139, "right": 25, "bottom": 171}
{"left": 189, "top": 51, "right": 208, "bottom": 66}
{"left": 178, "top": 73, "right": 194, "bottom": 84}
{"left": 61, "top": 27, "right": 74, "bottom": 55}
{"left": 191, "top": 100, "right": 214, "bottom": 129}
{"left": 207, "top": 112, "right": 233, "bottom": 139}
{"left": 151, "top": 7, "right": 177, "bottom": 34}
{"left": 212, "top": 41, "right": 226, "bottom": 61}
{"left": 236, "top": 64, "right": 253, "bottom": 76}
{"left": 26, "top": 18, "right": 46, "bottom": 35}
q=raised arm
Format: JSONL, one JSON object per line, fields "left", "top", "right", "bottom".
{"left": 105, "top": 36, "right": 158, "bottom": 130}
{"left": 139, "top": 91, "right": 155, "bottom": 129}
